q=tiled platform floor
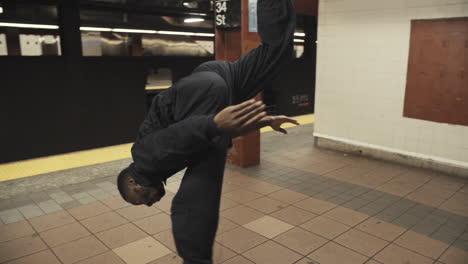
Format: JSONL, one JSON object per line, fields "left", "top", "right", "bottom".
{"left": 0, "top": 124, "right": 467, "bottom": 263}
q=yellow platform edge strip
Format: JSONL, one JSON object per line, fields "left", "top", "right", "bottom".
{"left": 0, "top": 114, "right": 314, "bottom": 182}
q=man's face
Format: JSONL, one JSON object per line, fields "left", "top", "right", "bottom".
{"left": 127, "top": 178, "right": 165, "bottom": 206}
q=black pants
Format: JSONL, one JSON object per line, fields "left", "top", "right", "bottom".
{"left": 171, "top": 146, "right": 228, "bottom": 264}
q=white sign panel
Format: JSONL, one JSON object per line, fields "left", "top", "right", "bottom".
{"left": 0, "top": 34, "right": 7, "bottom": 56}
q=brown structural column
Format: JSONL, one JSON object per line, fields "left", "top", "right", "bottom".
{"left": 217, "top": 0, "right": 319, "bottom": 167}
{"left": 216, "top": 0, "right": 261, "bottom": 167}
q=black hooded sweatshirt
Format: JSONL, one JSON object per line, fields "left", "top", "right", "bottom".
{"left": 129, "top": 0, "right": 296, "bottom": 186}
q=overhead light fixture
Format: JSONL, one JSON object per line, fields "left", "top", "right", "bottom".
{"left": 0, "top": 22, "right": 59, "bottom": 29}
{"left": 113, "top": 28, "right": 157, "bottom": 34}
{"left": 1, "top": 22, "right": 215, "bottom": 37}
{"left": 294, "top": 32, "right": 306, "bottom": 37}
{"left": 294, "top": 39, "right": 305, "bottom": 43}
{"left": 156, "top": 30, "right": 212, "bottom": 37}
{"left": 0, "top": 7, "right": 3, "bottom": 14}
{"left": 80, "top": 26, "right": 112, "bottom": 32}
{"left": 184, "top": 18, "right": 205, "bottom": 23}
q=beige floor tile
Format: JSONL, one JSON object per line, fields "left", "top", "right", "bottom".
{"left": 214, "top": 242, "right": 237, "bottom": 263}
{"left": 366, "top": 259, "right": 383, "bottom": 264}
{"left": 221, "top": 255, "right": 254, "bottom": 264}
{"left": 220, "top": 197, "right": 240, "bottom": 211}
{"left": 116, "top": 205, "right": 161, "bottom": 221}
{"left": 394, "top": 230, "right": 450, "bottom": 259}
{"left": 153, "top": 193, "right": 174, "bottom": 213}
{"left": 374, "top": 244, "right": 434, "bottom": 264}
{"left": 322, "top": 206, "right": 369, "bottom": 226}
{"left": 52, "top": 236, "right": 107, "bottom": 264}
{"left": 460, "top": 184, "right": 468, "bottom": 194}
{"left": 356, "top": 217, "right": 406, "bottom": 241}
{"left": 242, "top": 240, "right": 302, "bottom": 264}
{"left": 273, "top": 227, "right": 328, "bottom": 255}
{"left": 245, "top": 196, "right": 288, "bottom": 214}
{"left": 96, "top": 222, "right": 147, "bottom": 249}
{"left": 224, "top": 174, "right": 261, "bottom": 187}
{"left": 113, "top": 236, "right": 171, "bottom": 264}
{"left": 149, "top": 253, "right": 183, "bottom": 264}
{"left": 293, "top": 258, "right": 317, "bottom": 264}
{"left": 217, "top": 217, "right": 239, "bottom": 235}
{"left": 270, "top": 206, "right": 317, "bottom": 226}
{"left": 243, "top": 215, "right": 294, "bottom": 239}
{"left": 101, "top": 196, "right": 131, "bottom": 210}
{"left": 133, "top": 213, "right": 172, "bottom": 235}
{"left": 67, "top": 201, "right": 111, "bottom": 220}
{"left": 216, "top": 226, "right": 268, "bottom": 253}
{"left": 75, "top": 251, "right": 125, "bottom": 264}
{"left": 301, "top": 215, "right": 350, "bottom": 239}
{"left": 245, "top": 182, "right": 283, "bottom": 195}
{"left": 6, "top": 249, "right": 61, "bottom": 264}
{"left": 221, "top": 205, "right": 264, "bottom": 225}
{"left": 80, "top": 211, "right": 128, "bottom": 233}
{"left": 439, "top": 246, "right": 468, "bottom": 264}
{"left": 0, "top": 220, "right": 35, "bottom": 243}
{"left": 221, "top": 183, "right": 241, "bottom": 194}
{"left": 165, "top": 180, "right": 181, "bottom": 194}
{"left": 153, "top": 229, "right": 176, "bottom": 252}
{"left": 294, "top": 197, "right": 337, "bottom": 214}
{"left": 267, "top": 189, "right": 309, "bottom": 204}
{"left": 223, "top": 189, "right": 263, "bottom": 204}
{"left": 40, "top": 222, "right": 90, "bottom": 247}
{"left": 308, "top": 242, "right": 368, "bottom": 264}
{"left": 28, "top": 210, "right": 75, "bottom": 232}
{"left": 335, "top": 229, "right": 389, "bottom": 257}
{"left": 0, "top": 235, "right": 47, "bottom": 263}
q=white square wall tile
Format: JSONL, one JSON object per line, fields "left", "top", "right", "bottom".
{"left": 243, "top": 216, "right": 294, "bottom": 239}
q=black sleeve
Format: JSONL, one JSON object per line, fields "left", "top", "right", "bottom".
{"left": 227, "top": 0, "right": 296, "bottom": 102}
{"left": 192, "top": 0, "right": 296, "bottom": 104}
{"left": 131, "top": 115, "right": 227, "bottom": 176}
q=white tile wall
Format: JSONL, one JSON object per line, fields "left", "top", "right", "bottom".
{"left": 315, "top": 0, "right": 468, "bottom": 164}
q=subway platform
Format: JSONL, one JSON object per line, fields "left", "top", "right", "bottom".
{"left": 0, "top": 124, "right": 467, "bottom": 264}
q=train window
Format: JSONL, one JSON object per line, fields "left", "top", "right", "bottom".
{"left": 0, "top": 4, "right": 60, "bottom": 56}
{"left": 146, "top": 68, "right": 173, "bottom": 91}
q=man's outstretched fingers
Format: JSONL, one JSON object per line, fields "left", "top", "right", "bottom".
{"left": 242, "top": 111, "right": 267, "bottom": 128}
{"left": 230, "top": 99, "right": 256, "bottom": 113}
{"left": 233, "top": 101, "right": 262, "bottom": 118}
{"left": 237, "top": 103, "right": 265, "bottom": 123}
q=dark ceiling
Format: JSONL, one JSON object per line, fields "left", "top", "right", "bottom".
{"left": 2, "top": 0, "right": 214, "bottom": 32}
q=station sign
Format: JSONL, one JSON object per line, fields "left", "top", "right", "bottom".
{"left": 214, "top": 0, "right": 241, "bottom": 29}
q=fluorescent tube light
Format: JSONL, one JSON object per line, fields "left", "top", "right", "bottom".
{"left": 294, "top": 39, "right": 305, "bottom": 43}
{"left": 80, "top": 26, "right": 112, "bottom": 32}
{"left": 184, "top": 18, "right": 205, "bottom": 23}
{"left": 294, "top": 32, "right": 305, "bottom": 37}
{"left": 112, "top": 28, "right": 157, "bottom": 34}
{"left": 0, "top": 22, "right": 59, "bottom": 29}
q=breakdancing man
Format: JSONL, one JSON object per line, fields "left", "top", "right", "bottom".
{"left": 117, "top": 0, "right": 297, "bottom": 263}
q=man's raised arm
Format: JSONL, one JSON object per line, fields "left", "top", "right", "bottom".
{"left": 228, "top": 0, "right": 296, "bottom": 102}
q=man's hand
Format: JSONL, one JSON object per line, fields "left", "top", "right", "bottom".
{"left": 214, "top": 99, "right": 267, "bottom": 136}
{"left": 267, "top": 115, "right": 300, "bottom": 134}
